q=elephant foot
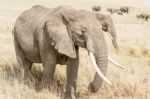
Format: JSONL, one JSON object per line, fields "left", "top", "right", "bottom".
{"left": 62, "top": 93, "right": 78, "bottom": 99}
{"left": 56, "top": 80, "right": 64, "bottom": 96}
{"left": 23, "top": 70, "right": 35, "bottom": 86}
{"left": 62, "top": 87, "right": 79, "bottom": 99}
{"left": 35, "top": 80, "right": 43, "bottom": 92}
{"left": 88, "top": 82, "right": 99, "bottom": 93}
{"left": 41, "top": 78, "right": 54, "bottom": 90}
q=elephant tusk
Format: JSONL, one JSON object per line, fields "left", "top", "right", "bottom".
{"left": 88, "top": 52, "right": 112, "bottom": 86}
{"left": 108, "top": 56, "right": 126, "bottom": 69}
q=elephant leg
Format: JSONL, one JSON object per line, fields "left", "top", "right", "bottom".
{"left": 42, "top": 53, "right": 57, "bottom": 89}
{"left": 64, "top": 47, "right": 79, "bottom": 99}
{"left": 146, "top": 16, "right": 148, "bottom": 21}
{"left": 14, "top": 37, "right": 33, "bottom": 78}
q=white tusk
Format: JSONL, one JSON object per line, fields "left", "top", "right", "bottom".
{"left": 88, "top": 52, "right": 112, "bottom": 86}
{"left": 108, "top": 56, "right": 126, "bottom": 69}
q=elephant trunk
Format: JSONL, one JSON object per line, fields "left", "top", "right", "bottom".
{"left": 110, "top": 28, "right": 118, "bottom": 49}
{"left": 87, "top": 33, "right": 109, "bottom": 93}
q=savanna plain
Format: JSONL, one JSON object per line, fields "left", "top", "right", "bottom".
{"left": 0, "top": 0, "right": 150, "bottom": 99}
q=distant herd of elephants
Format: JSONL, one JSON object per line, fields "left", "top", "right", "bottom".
{"left": 92, "top": 6, "right": 150, "bottom": 21}
{"left": 13, "top": 5, "right": 127, "bottom": 99}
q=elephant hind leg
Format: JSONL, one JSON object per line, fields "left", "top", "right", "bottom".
{"left": 14, "top": 37, "right": 33, "bottom": 78}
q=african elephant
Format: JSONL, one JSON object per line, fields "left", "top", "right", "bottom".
{"left": 92, "top": 6, "right": 101, "bottom": 12}
{"left": 107, "top": 8, "right": 119, "bottom": 14}
{"left": 120, "top": 7, "right": 129, "bottom": 14}
{"left": 107, "top": 8, "right": 114, "bottom": 14}
{"left": 13, "top": 5, "right": 120, "bottom": 99}
{"left": 117, "top": 11, "right": 123, "bottom": 15}
{"left": 136, "top": 13, "right": 149, "bottom": 21}
{"left": 97, "top": 12, "right": 118, "bottom": 48}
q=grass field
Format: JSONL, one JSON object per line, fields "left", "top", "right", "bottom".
{"left": 0, "top": 0, "right": 150, "bottom": 99}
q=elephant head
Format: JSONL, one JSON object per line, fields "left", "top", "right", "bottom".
{"left": 96, "top": 13, "right": 118, "bottom": 49}
{"left": 43, "top": 8, "right": 111, "bottom": 93}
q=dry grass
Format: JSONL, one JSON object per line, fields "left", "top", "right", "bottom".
{"left": 0, "top": 0, "right": 150, "bottom": 99}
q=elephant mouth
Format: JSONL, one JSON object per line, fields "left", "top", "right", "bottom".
{"left": 74, "top": 40, "right": 86, "bottom": 48}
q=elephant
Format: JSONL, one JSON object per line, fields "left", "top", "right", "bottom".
{"left": 136, "top": 13, "right": 149, "bottom": 21}
{"left": 92, "top": 6, "right": 101, "bottom": 12}
{"left": 97, "top": 12, "right": 118, "bottom": 48}
{"left": 119, "top": 7, "right": 129, "bottom": 14}
{"left": 13, "top": 5, "right": 122, "bottom": 99}
{"left": 117, "top": 11, "right": 123, "bottom": 15}
{"left": 92, "top": 8, "right": 119, "bottom": 48}
{"left": 107, "top": 8, "right": 119, "bottom": 14}
{"left": 107, "top": 8, "right": 114, "bottom": 14}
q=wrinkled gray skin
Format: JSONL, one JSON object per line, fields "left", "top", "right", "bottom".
{"left": 97, "top": 12, "right": 118, "bottom": 48}
{"left": 14, "top": 5, "right": 111, "bottom": 99}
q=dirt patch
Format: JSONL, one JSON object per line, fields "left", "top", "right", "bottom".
{"left": 141, "top": 49, "right": 150, "bottom": 56}
{"left": 128, "top": 48, "right": 138, "bottom": 57}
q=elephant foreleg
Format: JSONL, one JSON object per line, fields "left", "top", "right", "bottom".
{"left": 41, "top": 52, "right": 57, "bottom": 89}
{"left": 64, "top": 47, "right": 79, "bottom": 99}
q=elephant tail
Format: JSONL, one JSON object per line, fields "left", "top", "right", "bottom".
{"left": 12, "top": 29, "right": 14, "bottom": 36}
{"left": 12, "top": 27, "right": 16, "bottom": 36}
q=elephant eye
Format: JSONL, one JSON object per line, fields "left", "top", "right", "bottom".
{"left": 81, "top": 26, "right": 87, "bottom": 34}
{"left": 102, "top": 24, "right": 108, "bottom": 32}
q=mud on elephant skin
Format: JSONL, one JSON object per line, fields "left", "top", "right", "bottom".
{"left": 13, "top": 5, "right": 120, "bottom": 99}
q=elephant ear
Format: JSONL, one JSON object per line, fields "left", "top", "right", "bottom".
{"left": 44, "top": 13, "right": 76, "bottom": 58}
